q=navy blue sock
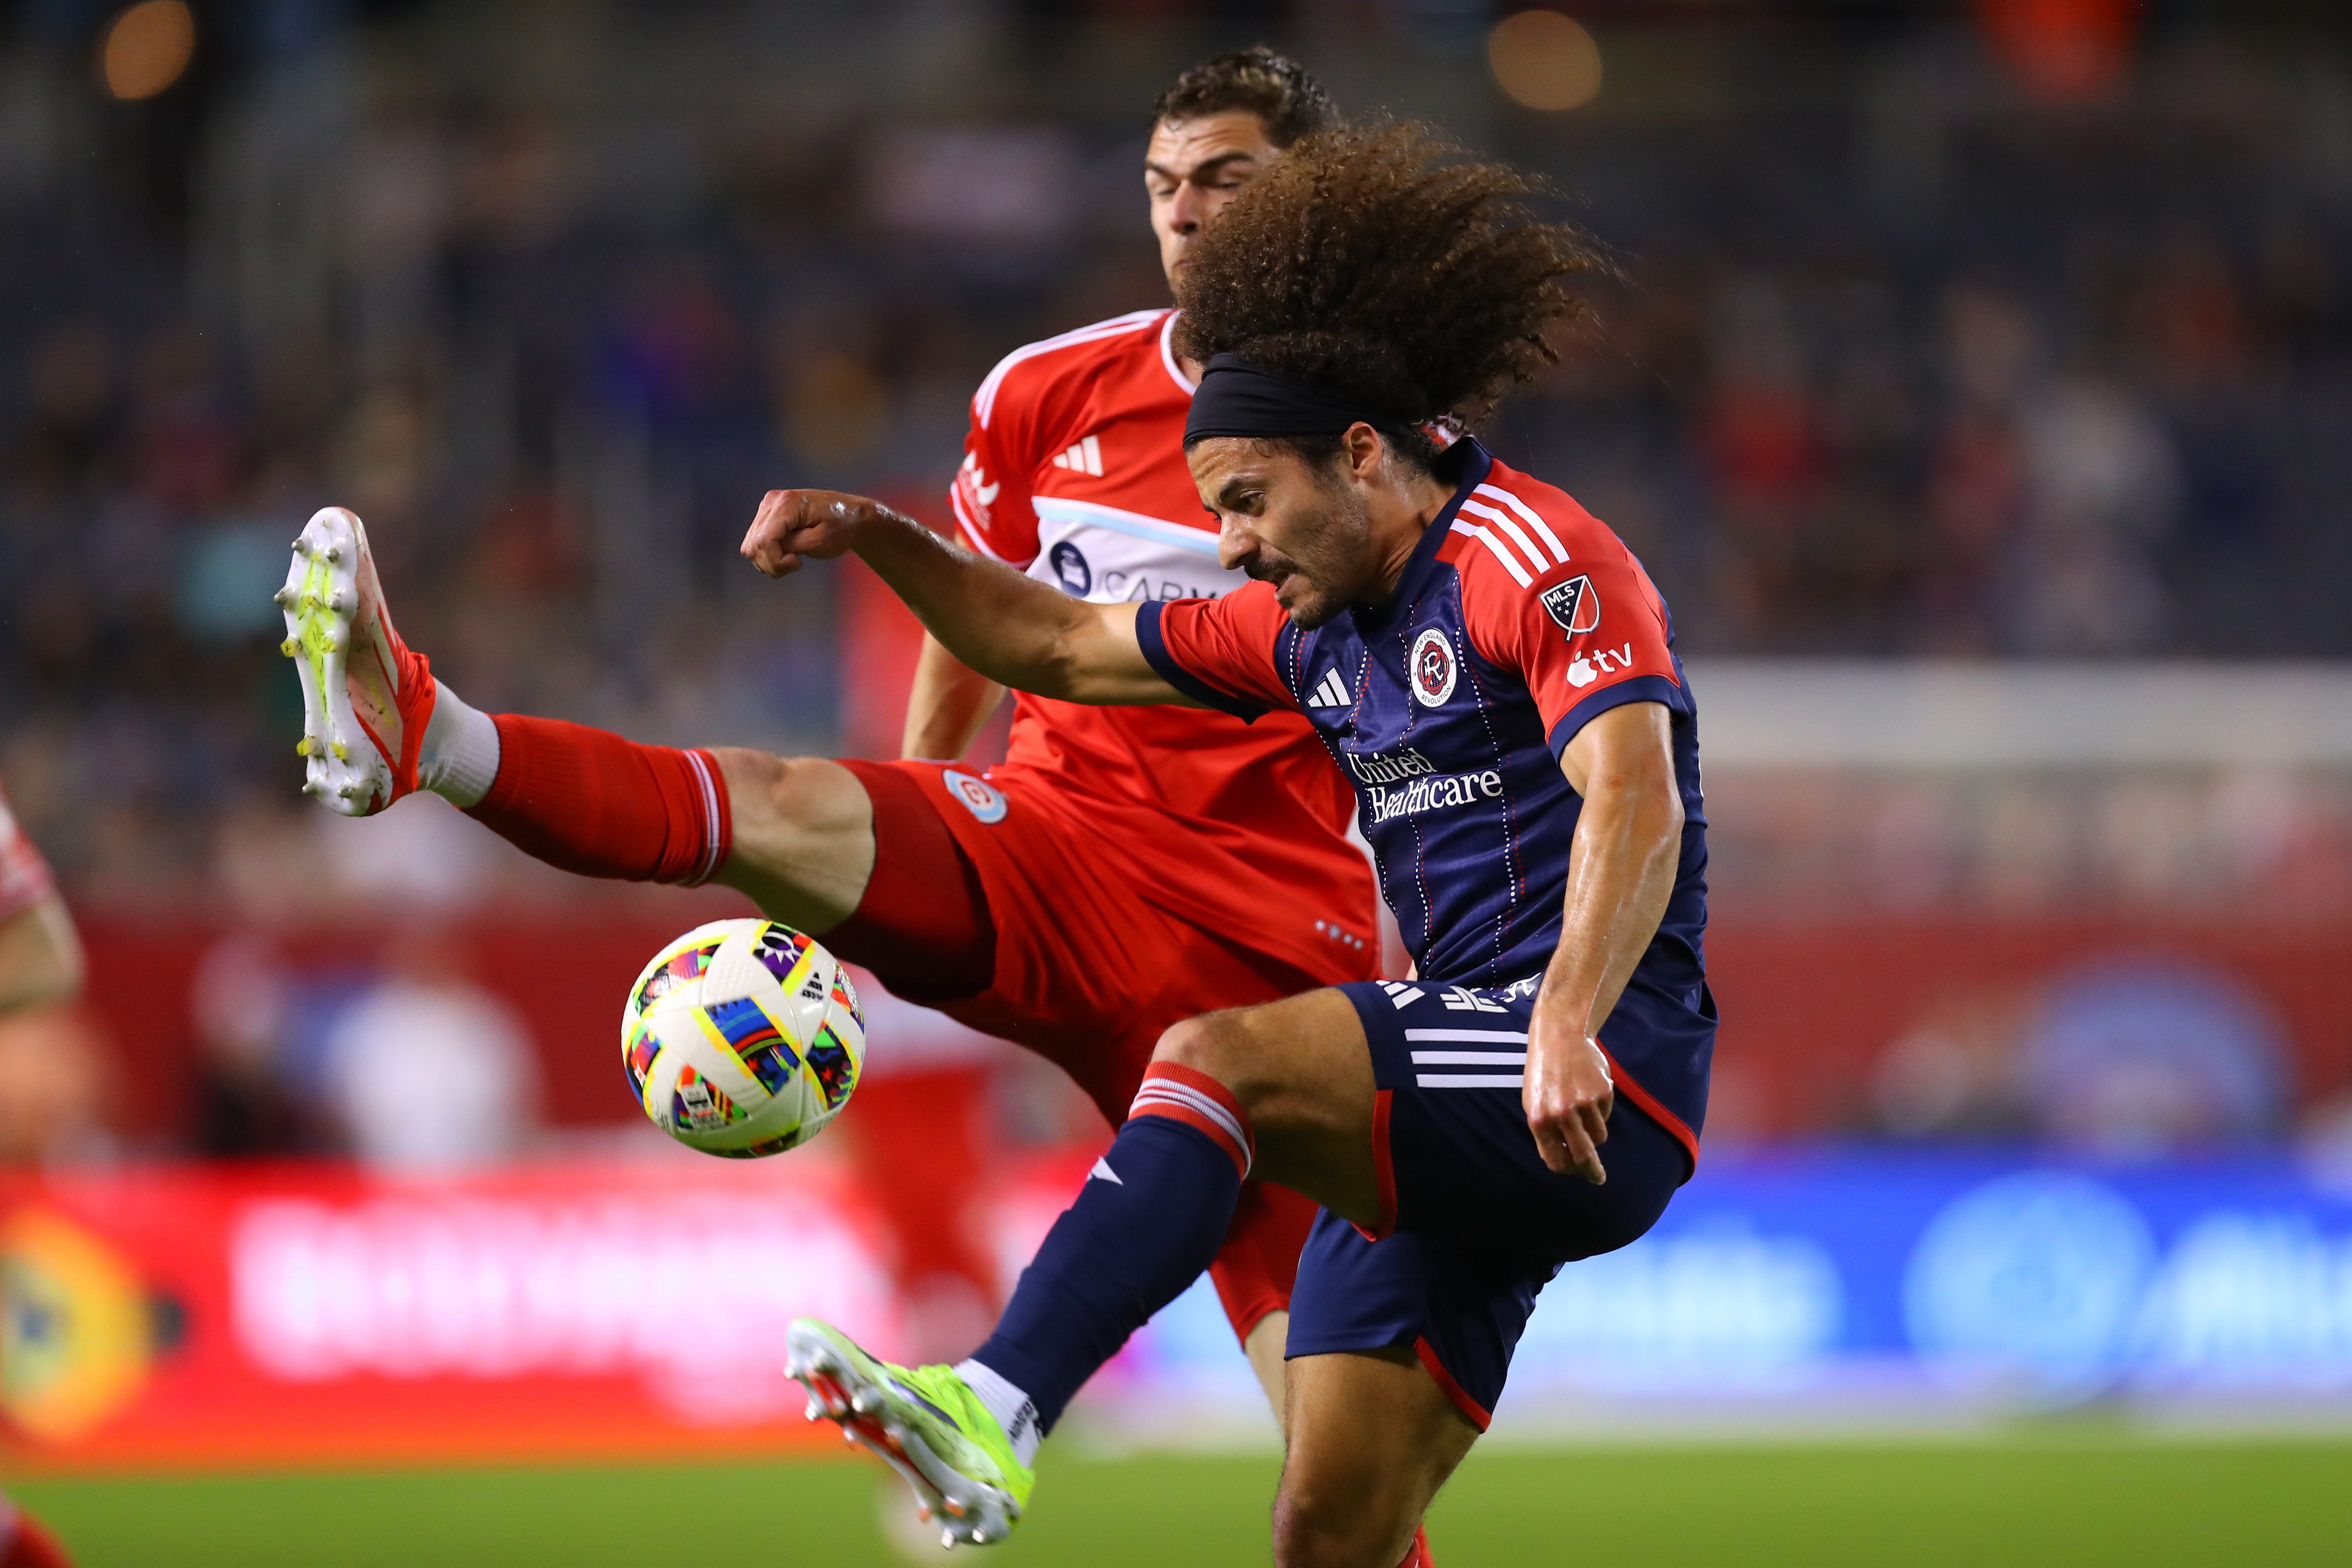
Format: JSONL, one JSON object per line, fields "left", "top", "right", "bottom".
{"left": 969, "top": 1063, "right": 1252, "bottom": 1433}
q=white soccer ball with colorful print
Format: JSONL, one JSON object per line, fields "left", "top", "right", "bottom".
{"left": 621, "top": 918, "right": 866, "bottom": 1157}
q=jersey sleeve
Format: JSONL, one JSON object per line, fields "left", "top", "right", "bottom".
{"left": 949, "top": 373, "right": 1044, "bottom": 568}
{"left": 0, "top": 784, "right": 57, "bottom": 924}
{"left": 1458, "top": 502, "right": 1690, "bottom": 759}
{"left": 1135, "top": 586, "right": 1296, "bottom": 721}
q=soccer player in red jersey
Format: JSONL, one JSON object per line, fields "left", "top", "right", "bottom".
{"left": 763, "top": 124, "right": 1709, "bottom": 1563}
{"left": 279, "top": 46, "right": 1406, "bottom": 1508}
{"left": 0, "top": 783, "right": 88, "bottom": 1568}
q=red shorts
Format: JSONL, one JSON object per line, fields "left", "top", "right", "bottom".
{"left": 830, "top": 758, "right": 1367, "bottom": 1341}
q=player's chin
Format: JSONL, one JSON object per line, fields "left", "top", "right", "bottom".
{"left": 1277, "top": 579, "right": 1344, "bottom": 630}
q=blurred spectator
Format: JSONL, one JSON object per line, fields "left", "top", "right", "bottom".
{"left": 187, "top": 935, "right": 322, "bottom": 1159}
{"left": 1872, "top": 988, "right": 2036, "bottom": 1142}
{"left": 1873, "top": 962, "right": 2289, "bottom": 1156}
{"left": 318, "top": 931, "right": 540, "bottom": 1171}
{"left": 0, "top": 1006, "right": 110, "bottom": 1166}
{"left": 2020, "top": 964, "right": 2286, "bottom": 1157}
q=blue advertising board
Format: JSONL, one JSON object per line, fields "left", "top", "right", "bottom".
{"left": 1112, "top": 1150, "right": 2352, "bottom": 1432}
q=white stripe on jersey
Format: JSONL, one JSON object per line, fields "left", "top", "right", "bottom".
{"left": 1031, "top": 496, "right": 1223, "bottom": 558}
{"left": 1473, "top": 482, "right": 1571, "bottom": 565}
{"left": 1158, "top": 313, "right": 1198, "bottom": 394}
{"left": 949, "top": 486, "right": 1023, "bottom": 564}
{"left": 1404, "top": 1028, "right": 1531, "bottom": 1044}
{"left": 1447, "top": 520, "right": 1534, "bottom": 587}
{"left": 1409, "top": 1050, "right": 1529, "bottom": 1065}
{"left": 973, "top": 310, "right": 1167, "bottom": 429}
{"left": 1415, "top": 1073, "right": 1527, "bottom": 1089}
{"left": 683, "top": 749, "right": 723, "bottom": 885}
{"left": 1458, "top": 498, "right": 1550, "bottom": 581}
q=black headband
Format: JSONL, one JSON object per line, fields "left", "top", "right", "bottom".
{"left": 1183, "top": 354, "right": 1406, "bottom": 447}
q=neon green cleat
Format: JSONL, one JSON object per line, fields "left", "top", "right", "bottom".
{"left": 784, "top": 1320, "right": 1035, "bottom": 1548}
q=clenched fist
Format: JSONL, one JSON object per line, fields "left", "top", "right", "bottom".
{"left": 1524, "top": 1018, "right": 1614, "bottom": 1184}
{"left": 741, "top": 489, "right": 898, "bottom": 579}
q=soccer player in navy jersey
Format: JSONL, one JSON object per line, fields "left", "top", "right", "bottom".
{"left": 753, "top": 124, "right": 1712, "bottom": 1565}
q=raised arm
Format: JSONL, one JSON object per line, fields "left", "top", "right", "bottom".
{"left": 743, "top": 489, "right": 1188, "bottom": 708}
{"left": 1522, "top": 700, "right": 1685, "bottom": 1184}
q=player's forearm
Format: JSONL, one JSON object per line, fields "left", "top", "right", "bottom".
{"left": 1536, "top": 760, "right": 1682, "bottom": 1045}
{"left": 850, "top": 513, "right": 1115, "bottom": 700}
{"left": 744, "top": 488, "right": 1178, "bottom": 705}
{"left": 903, "top": 635, "right": 1006, "bottom": 760}
{"left": 0, "top": 895, "right": 85, "bottom": 1015}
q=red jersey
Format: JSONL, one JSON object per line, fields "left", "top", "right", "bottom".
{"left": 0, "top": 782, "right": 56, "bottom": 924}
{"left": 947, "top": 309, "right": 1379, "bottom": 983}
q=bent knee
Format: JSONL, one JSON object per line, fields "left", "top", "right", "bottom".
{"left": 1271, "top": 1487, "right": 1409, "bottom": 1568}
{"left": 1151, "top": 1012, "right": 1249, "bottom": 1085}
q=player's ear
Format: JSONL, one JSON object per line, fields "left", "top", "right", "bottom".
{"left": 1343, "top": 422, "right": 1384, "bottom": 484}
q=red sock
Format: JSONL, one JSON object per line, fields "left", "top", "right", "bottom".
{"left": 1398, "top": 1524, "right": 1433, "bottom": 1568}
{"left": 3, "top": 1510, "right": 75, "bottom": 1568}
{"left": 468, "top": 715, "right": 731, "bottom": 885}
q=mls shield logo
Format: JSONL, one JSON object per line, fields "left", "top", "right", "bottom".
{"left": 1540, "top": 574, "right": 1600, "bottom": 636}
{"left": 941, "top": 769, "right": 1008, "bottom": 824}
{"left": 1411, "top": 628, "right": 1458, "bottom": 707}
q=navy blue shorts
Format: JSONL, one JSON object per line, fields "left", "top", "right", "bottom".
{"left": 1283, "top": 979, "right": 1693, "bottom": 1428}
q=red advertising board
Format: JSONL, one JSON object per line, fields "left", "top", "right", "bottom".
{"left": 0, "top": 1154, "right": 1078, "bottom": 1474}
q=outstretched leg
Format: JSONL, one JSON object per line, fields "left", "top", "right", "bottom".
{"left": 278, "top": 505, "right": 901, "bottom": 936}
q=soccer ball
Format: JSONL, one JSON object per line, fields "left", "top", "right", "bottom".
{"left": 620, "top": 918, "right": 866, "bottom": 1157}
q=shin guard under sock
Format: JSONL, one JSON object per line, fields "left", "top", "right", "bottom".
{"left": 466, "top": 714, "right": 730, "bottom": 885}
{"left": 968, "top": 1063, "right": 1252, "bottom": 1433}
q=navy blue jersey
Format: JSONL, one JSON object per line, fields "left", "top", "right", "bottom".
{"left": 1137, "top": 441, "right": 1713, "bottom": 1158}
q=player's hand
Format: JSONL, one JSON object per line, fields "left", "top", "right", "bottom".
{"left": 1524, "top": 1020, "right": 1612, "bottom": 1184}
{"left": 741, "top": 490, "right": 892, "bottom": 578}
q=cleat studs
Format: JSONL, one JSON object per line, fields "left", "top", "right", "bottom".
{"left": 323, "top": 545, "right": 343, "bottom": 564}
{"left": 330, "top": 741, "right": 350, "bottom": 762}
{"left": 280, "top": 637, "right": 300, "bottom": 657}
{"left": 330, "top": 590, "right": 354, "bottom": 613}
{"left": 293, "top": 537, "right": 312, "bottom": 555}
{"left": 941, "top": 1531, "right": 957, "bottom": 1550}
{"left": 296, "top": 737, "right": 313, "bottom": 756}
{"left": 918, "top": 1506, "right": 931, "bottom": 1522}
{"left": 804, "top": 1396, "right": 821, "bottom": 1421}
{"left": 273, "top": 586, "right": 297, "bottom": 609}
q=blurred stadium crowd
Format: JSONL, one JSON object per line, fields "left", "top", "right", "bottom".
{"left": 2, "top": 0, "right": 2350, "bottom": 1164}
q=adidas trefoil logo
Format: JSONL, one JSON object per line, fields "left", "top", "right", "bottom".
{"left": 1308, "top": 668, "right": 1351, "bottom": 709}
{"left": 1050, "top": 434, "right": 1104, "bottom": 477}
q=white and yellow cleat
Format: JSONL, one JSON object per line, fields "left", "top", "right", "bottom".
{"left": 785, "top": 1320, "right": 1034, "bottom": 1550}
{"left": 276, "top": 507, "right": 435, "bottom": 817}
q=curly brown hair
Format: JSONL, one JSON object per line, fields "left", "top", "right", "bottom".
{"left": 1173, "top": 122, "right": 1600, "bottom": 463}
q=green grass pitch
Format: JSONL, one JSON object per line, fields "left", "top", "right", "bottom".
{"left": 15, "top": 1437, "right": 2350, "bottom": 1566}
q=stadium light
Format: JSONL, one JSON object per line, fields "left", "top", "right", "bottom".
{"left": 1489, "top": 10, "right": 1604, "bottom": 113}
{"left": 98, "top": 0, "right": 195, "bottom": 102}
